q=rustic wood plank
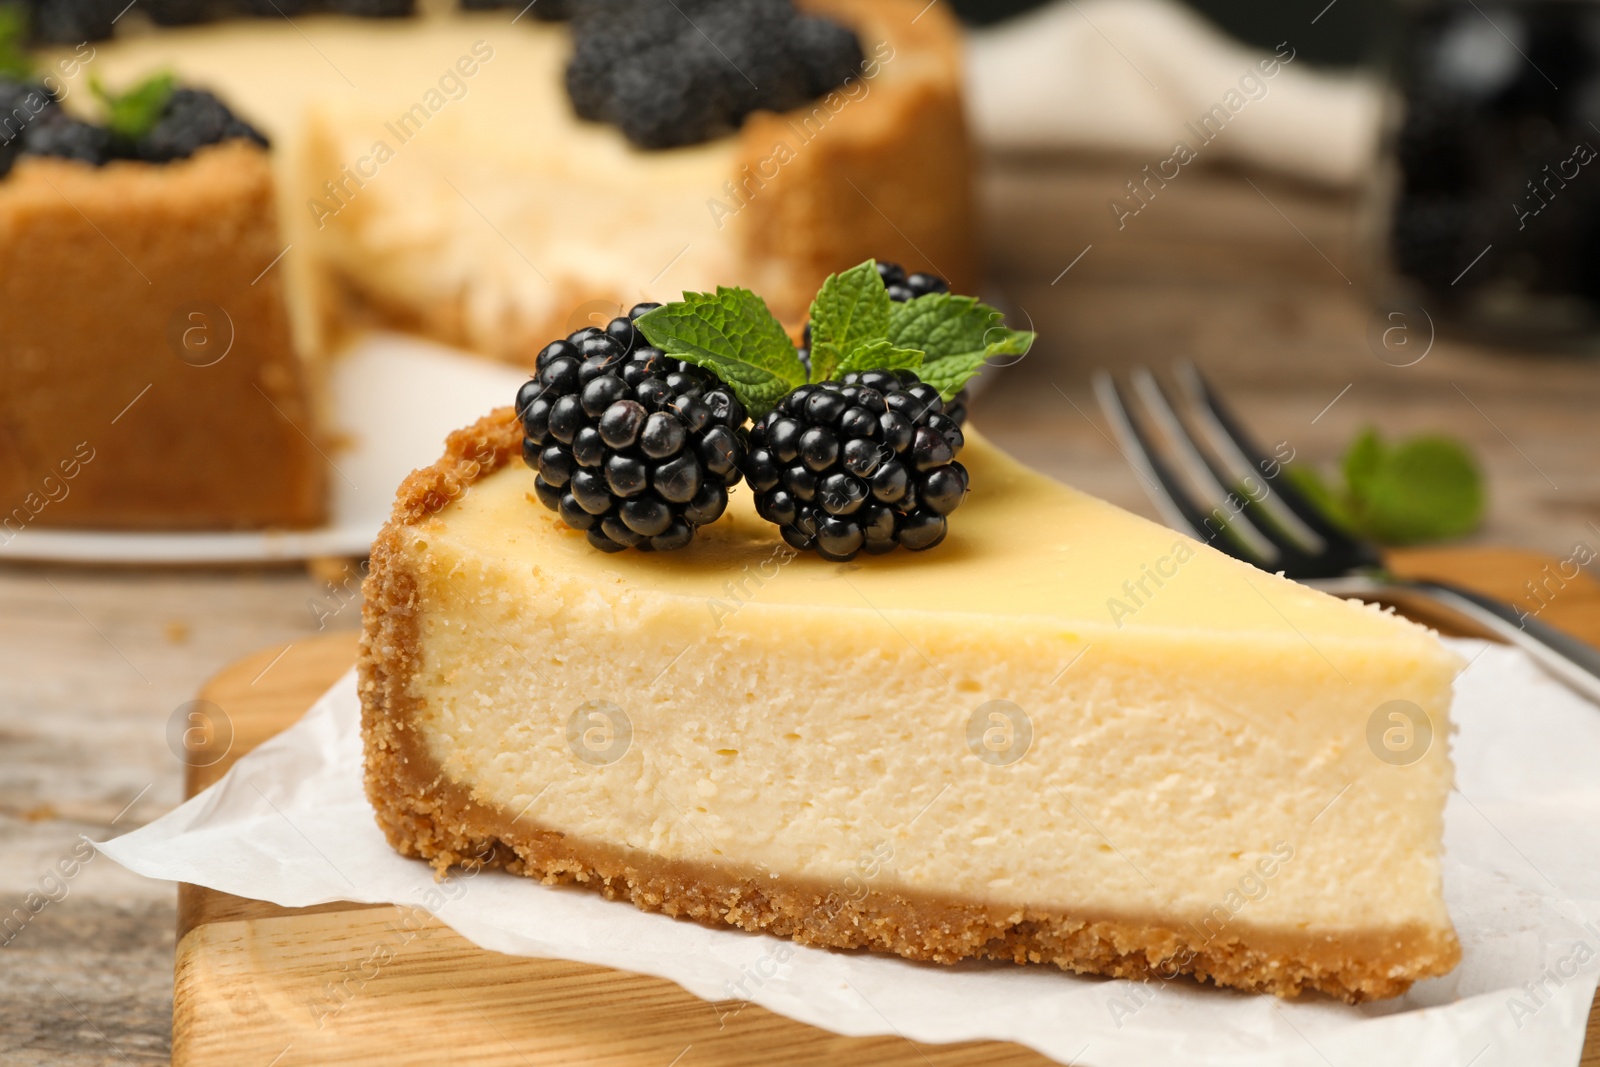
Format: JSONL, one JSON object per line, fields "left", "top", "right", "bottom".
{"left": 172, "top": 548, "right": 1600, "bottom": 1066}
{"left": 174, "top": 910, "right": 1053, "bottom": 1067}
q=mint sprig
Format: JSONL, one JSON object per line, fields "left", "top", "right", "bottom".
{"left": 835, "top": 338, "right": 923, "bottom": 376}
{"left": 0, "top": 4, "right": 31, "bottom": 80}
{"left": 634, "top": 287, "right": 805, "bottom": 419}
{"left": 92, "top": 72, "right": 177, "bottom": 142}
{"left": 807, "top": 260, "right": 891, "bottom": 382}
{"left": 1287, "top": 428, "right": 1485, "bottom": 545}
{"left": 888, "top": 292, "right": 1034, "bottom": 401}
{"left": 636, "top": 260, "right": 1032, "bottom": 419}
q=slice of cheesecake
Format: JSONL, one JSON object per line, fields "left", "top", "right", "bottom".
{"left": 53, "top": 0, "right": 973, "bottom": 365}
{"left": 360, "top": 407, "right": 1462, "bottom": 1002}
{"left": 0, "top": 142, "right": 326, "bottom": 531}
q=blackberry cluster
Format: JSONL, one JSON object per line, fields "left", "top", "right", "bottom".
{"left": 137, "top": 87, "right": 269, "bottom": 161}
{"left": 566, "top": 0, "right": 863, "bottom": 149}
{"left": 0, "top": 79, "right": 267, "bottom": 170}
{"left": 24, "top": 0, "right": 414, "bottom": 39}
{"left": 23, "top": 107, "right": 112, "bottom": 164}
{"left": 742, "top": 370, "right": 967, "bottom": 562}
{"left": 874, "top": 259, "right": 949, "bottom": 303}
{"left": 461, "top": 0, "right": 572, "bottom": 15}
{"left": 517, "top": 305, "right": 748, "bottom": 553}
{"left": 0, "top": 79, "right": 54, "bottom": 179}
{"left": 799, "top": 260, "right": 969, "bottom": 426}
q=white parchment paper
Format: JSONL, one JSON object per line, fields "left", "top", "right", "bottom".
{"left": 99, "top": 640, "right": 1600, "bottom": 1066}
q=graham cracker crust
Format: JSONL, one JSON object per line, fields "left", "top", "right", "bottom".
{"left": 0, "top": 142, "right": 326, "bottom": 531}
{"left": 358, "top": 409, "right": 1460, "bottom": 1004}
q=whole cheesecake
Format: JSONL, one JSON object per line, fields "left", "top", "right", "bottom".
{"left": 53, "top": 0, "right": 974, "bottom": 364}
{"left": 359, "top": 406, "right": 1462, "bottom": 1002}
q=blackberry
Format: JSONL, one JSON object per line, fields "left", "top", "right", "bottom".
{"left": 789, "top": 15, "right": 863, "bottom": 97}
{"left": 238, "top": 0, "right": 321, "bottom": 16}
{"left": 22, "top": 108, "right": 113, "bottom": 165}
{"left": 145, "top": 0, "right": 220, "bottom": 24}
{"left": 461, "top": 0, "right": 573, "bottom": 19}
{"left": 1, "top": 79, "right": 56, "bottom": 178}
{"left": 516, "top": 303, "right": 747, "bottom": 553}
{"left": 136, "top": 87, "right": 269, "bottom": 163}
{"left": 875, "top": 259, "right": 951, "bottom": 303}
{"left": 324, "top": 0, "right": 416, "bottom": 14}
{"left": 741, "top": 370, "right": 967, "bottom": 561}
{"left": 565, "top": 0, "right": 863, "bottom": 149}
{"left": 27, "top": 0, "right": 122, "bottom": 43}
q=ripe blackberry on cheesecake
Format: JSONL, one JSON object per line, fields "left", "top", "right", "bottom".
{"left": 744, "top": 372, "right": 967, "bottom": 560}
{"left": 512, "top": 260, "right": 1026, "bottom": 555}
{"left": 517, "top": 305, "right": 747, "bottom": 553}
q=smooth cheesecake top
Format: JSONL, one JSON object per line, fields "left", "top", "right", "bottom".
{"left": 413, "top": 417, "right": 1447, "bottom": 648}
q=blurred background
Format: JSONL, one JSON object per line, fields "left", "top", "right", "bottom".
{"left": 959, "top": 0, "right": 1388, "bottom": 64}
{"left": 4, "top": 0, "right": 1599, "bottom": 1062}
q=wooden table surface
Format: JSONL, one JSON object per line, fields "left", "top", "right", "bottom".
{"left": 2, "top": 153, "right": 1599, "bottom": 1065}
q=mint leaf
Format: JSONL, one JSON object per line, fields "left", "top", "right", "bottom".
{"left": 635, "top": 287, "right": 805, "bottom": 419}
{"left": 93, "top": 72, "right": 177, "bottom": 141}
{"left": 1342, "top": 427, "right": 1385, "bottom": 504}
{"left": 1346, "top": 432, "right": 1484, "bottom": 545}
{"left": 0, "top": 4, "right": 31, "bottom": 80}
{"left": 889, "top": 293, "right": 1034, "bottom": 400}
{"left": 807, "top": 260, "right": 891, "bottom": 382}
{"left": 1293, "top": 429, "right": 1486, "bottom": 546}
{"left": 1283, "top": 464, "right": 1356, "bottom": 533}
{"left": 835, "top": 339, "right": 924, "bottom": 376}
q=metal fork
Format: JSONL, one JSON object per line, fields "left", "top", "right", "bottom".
{"left": 1093, "top": 362, "right": 1600, "bottom": 704}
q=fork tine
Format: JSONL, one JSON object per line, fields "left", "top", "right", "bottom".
{"left": 1174, "top": 362, "right": 1382, "bottom": 570}
{"left": 1130, "top": 368, "right": 1290, "bottom": 567}
{"left": 1091, "top": 372, "right": 1267, "bottom": 567}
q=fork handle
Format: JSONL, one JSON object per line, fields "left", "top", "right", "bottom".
{"left": 1315, "top": 576, "right": 1600, "bottom": 705}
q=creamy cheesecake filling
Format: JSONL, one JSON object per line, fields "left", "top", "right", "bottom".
{"left": 392, "top": 430, "right": 1458, "bottom": 944}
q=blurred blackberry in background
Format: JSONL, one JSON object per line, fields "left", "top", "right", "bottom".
{"left": 517, "top": 304, "right": 748, "bottom": 553}
{"left": 237, "top": 0, "right": 322, "bottom": 13}
{"left": 144, "top": 0, "right": 220, "bottom": 24}
{"left": 460, "top": 0, "right": 574, "bottom": 17}
{"left": 742, "top": 370, "right": 967, "bottom": 561}
{"left": 566, "top": 0, "right": 863, "bottom": 149}
{"left": 790, "top": 15, "right": 862, "bottom": 96}
{"left": 28, "top": 0, "right": 121, "bottom": 42}
{"left": 324, "top": 0, "right": 415, "bottom": 14}
{"left": 875, "top": 260, "right": 950, "bottom": 302}
{"left": 136, "top": 87, "right": 268, "bottom": 161}
{"left": 24, "top": 107, "right": 113, "bottom": 164}
{"left": 1, "top": 79, "right": 55, "bottom": 178}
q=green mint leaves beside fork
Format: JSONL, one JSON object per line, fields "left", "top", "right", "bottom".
{"left": 1288, "top": 428, "right": 1485, "bottom": 546}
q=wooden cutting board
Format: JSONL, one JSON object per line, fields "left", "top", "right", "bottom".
{"left": 172, "top": 547, "right": 1600, "bottom": 1066}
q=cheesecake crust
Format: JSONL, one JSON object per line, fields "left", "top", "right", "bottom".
{"left": 359, "top": 409, "right": 1461, "bottom": 1003}
{"left": 0, "top": 143, "right": 326, "bottom": 531}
